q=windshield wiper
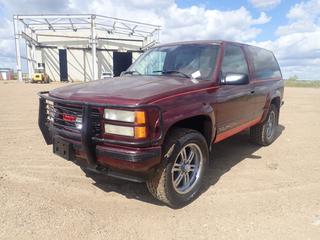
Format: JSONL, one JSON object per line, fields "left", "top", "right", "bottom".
{"left": 121, "top": 70, "right": 142, "bottom": 76}
{"left": 153, "top": 70, "right": 190, "bottom": 78}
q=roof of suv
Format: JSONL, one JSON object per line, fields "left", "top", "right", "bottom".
{"left": 154, "top": 40, "right": 273, "bottom": 54}
{"left": 156, "top": 40, "right": 249, "bottom": 47}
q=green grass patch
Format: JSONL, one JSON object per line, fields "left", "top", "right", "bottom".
{"left": 285, "top": 79, "right": 320, "bottom": 88}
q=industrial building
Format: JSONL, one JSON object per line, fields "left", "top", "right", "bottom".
{"left": 13, "top": 14, "right": 160, "bottom": 82}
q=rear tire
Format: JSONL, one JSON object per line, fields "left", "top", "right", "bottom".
{"left": 146, "top": 128, "right": 209, "bottom": 208}
{"left": 250, "top": 104, "right": 279, "bottom": 146}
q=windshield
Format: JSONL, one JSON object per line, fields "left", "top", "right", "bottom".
{"left": 126, "top": 44, "right": 220, "bottom": 80}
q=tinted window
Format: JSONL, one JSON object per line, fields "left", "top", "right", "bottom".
{"left": 248, "top": 46, "right": 282, "bottom": 79}
{"left": 221, "top": 45, "right": 248, "bottom": 77}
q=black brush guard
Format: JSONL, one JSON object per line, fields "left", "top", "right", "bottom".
{"left": 38, "top": 91, "right": 163, "bottom": 168}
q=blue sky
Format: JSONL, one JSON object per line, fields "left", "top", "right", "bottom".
{"left": 0, "top": 0, "right": 319, "bottom": 80}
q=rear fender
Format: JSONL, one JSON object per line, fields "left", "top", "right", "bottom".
{"left": 261, "top": 90, "right": 281, "bottom": 122}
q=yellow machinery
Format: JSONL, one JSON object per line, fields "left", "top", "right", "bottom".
{"left": 31, "top": 63, "right": 50, "bottom": 83}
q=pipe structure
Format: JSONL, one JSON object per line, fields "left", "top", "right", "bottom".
{"left": 91, "top": 15, "right": 97, "bottom": 81}
{"left": 31, "top": 31, "right": 36, "bottom": 74}
{"left": 25, "top": 27, "right": 34, "bottom": 79}
{"left": 14, "top": 17, "right": 23, "bottom": 81}
{"left": 13, "top": 14, "right": 161, "bottom": 82}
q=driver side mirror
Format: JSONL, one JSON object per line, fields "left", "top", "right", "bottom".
{"left": 221, "top": 73, "right": 249, "bottom": 85}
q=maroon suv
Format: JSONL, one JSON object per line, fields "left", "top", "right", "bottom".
{"left": 38, "top": 40, "right": 284, "bottom": 207}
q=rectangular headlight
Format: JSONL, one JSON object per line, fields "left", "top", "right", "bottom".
{"left": 104, "top": 109, "right": 135, "bottom": 122}
{"left": 105, "top": 124, "right": 134, "bottom": 137}
{"left": 104, "top": 109, "right": 145, "bottom": 124}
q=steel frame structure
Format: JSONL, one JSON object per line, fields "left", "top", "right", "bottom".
{"left": 13, "top": 14, "right": 161, "bottom": 81}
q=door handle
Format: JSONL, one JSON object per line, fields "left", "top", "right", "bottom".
{"left": 250, "top": 90, "right": 255, "bottom": 94}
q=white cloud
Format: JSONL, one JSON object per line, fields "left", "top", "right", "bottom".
{"left": 0, "top": 0, "right": 319, "bottom": 80}
{"left": 161, "top": 5, "right": 270, "bottom": 42}
{"left": 0, "top": 18, "right": 17, "bottom": 68}
{"left": 276, "top": 0, "right": 320, "bottom": 35}
{"left": 255, "top": 0, "right": 320, "bottom": 80}
{"left": 276, "top": 20, "right": 318, "bottom": 36}
{"left": 286, "top": 0, "right": 320, "bottom": 21}
{"left": 249, "top": 0, "right": 281, "bottom": 10}
{"left": 3, "top": 0, "right": 71, "bottom": 13}
{"left": 0, "top": 0, "right": 270, "bottom": 71}
{"left": 67, "top": 1, "right": 270, "bottom": 42}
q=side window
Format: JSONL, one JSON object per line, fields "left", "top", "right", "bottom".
{"left": 221, "top": 45, "right": 248, "bottom": 77}
{"left": 248, "top": 46, "right": 282, "bottom": 79}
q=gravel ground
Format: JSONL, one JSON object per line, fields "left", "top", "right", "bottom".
{"left": 0, "top": 81, "right": 319, "bottom": 240}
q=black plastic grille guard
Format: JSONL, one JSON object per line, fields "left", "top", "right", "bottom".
{"left": 38, "top": 91, "right": 164, "bottom": 156}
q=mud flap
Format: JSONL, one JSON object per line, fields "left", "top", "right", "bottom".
{"left": 162, "top": 141, "right": 182, "bottom": 167}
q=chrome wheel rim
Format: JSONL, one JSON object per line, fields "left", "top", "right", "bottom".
{"left": 266, "top": 111, "right": 276, "bottom": 139}
{"left": 171, "top": 143, "right": 203, "bottom": 194}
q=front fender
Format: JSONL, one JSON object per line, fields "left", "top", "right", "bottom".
{"left": 161, "top": 101, "right": 216, "bottom": 145}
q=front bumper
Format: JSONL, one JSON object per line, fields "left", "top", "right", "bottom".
{"left": 38, "top": 91, "right": 163, "bottom": 182}
{"left": 96, "top": 144, "right": 161, "bottom": 172}
{"left": 57, "top": 135, "right": 161, "bottom": 182}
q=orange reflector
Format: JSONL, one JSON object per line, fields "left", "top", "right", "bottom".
{"left": 135, "top": 111, "right": 146, "bottom": 124}
{"left": 135, "top": 126, "right": 147, "bottom": 139}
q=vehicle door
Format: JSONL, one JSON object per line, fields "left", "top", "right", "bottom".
{"left": 215, "top": 43, "right": 255, "bottom": 135}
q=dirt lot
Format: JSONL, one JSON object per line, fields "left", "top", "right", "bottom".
{"left": 0, "top": 81, "right": 319, "bottom": 239}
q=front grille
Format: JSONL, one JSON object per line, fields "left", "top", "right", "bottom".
{"left": 46, "top": 101, "right": 101, "bottom": 135}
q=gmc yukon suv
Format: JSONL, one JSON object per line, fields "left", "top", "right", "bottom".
{"left": 38, "top": 40, "right": 284, "bottom": 207}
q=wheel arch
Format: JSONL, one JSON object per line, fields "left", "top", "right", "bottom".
{"left": 270, "top": 96, "right": 281, "bottom": 109}
{"left": 261, "top": 92, "right": 281, "bottom": 122}
{"left": 163, "top": 114, "right": 215, "bottom": 149}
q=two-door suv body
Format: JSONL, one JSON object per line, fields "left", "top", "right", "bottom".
{"left": 38, "top": 40, "right": 284, "bottom": 207}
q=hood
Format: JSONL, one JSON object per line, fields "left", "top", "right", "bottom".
{"left": 49, "top": 76, "right": 205, "bottom": 105}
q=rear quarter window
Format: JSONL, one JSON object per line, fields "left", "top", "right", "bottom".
{"left": 248, "top": 46, "right": 282, "bottom": 80}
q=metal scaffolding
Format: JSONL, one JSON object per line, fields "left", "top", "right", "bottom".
{"left": 13, "top": 14, "right": 161, "bottom": 81}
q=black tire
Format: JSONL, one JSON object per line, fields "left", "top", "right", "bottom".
{"left": 146, "top": 128, "right": 209, "bottom": 208}
{"left": 250, "top": 104, "right": 279, "bottom": 146}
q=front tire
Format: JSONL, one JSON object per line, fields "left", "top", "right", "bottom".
{"left": 250, "top": 104, "right": 279, "bottom": 146}
{"left": 147, "top": 128, "right": 209, "bottom": 208}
